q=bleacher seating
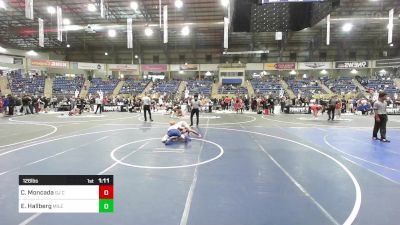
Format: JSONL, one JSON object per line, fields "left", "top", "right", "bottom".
{"left": 187, "top": 80, "right": 213, "bottom": 96}
{"left": 362, "top": 73, "right": 399, "bottom": 97}
{"left": 120, "top": 79, "right": 150, "bottom": 95}
{"left": 9, "top": 74, "right": 45, "bottom": 95}
{"left": 152, "top": 80, "right": 181, "bottom": 94}
{"left": 218, "top": 85, "right": 248, "bottom": 95}
{"left": 322, "top": 76, "right": 356, "bottom": 94}
{"left": 53, "top": 76, "right": 84, "bottom": 97}
{"left": 287, "top": 78, "right": 325, "bottom": 97}
{"left": 88, "top": 78, "right": 119, "bottom": 95}
{"left": 251, "top": 79, "right": 283, "bottom": 95}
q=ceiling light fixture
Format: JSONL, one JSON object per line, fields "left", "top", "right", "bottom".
{"left": 0, "top": 0, "right": 7, "bottom": 9}
{"left": 342, "top": 23, "right": 353, "bottom": 32}
{"left": 88, "top": 4, "right": 97, "bottom": 12}
{"left": 0, "top": 46, "right": 7, "bottom": 53}
{"left": 66, "top": 44, "right": 70, "bottom": 48}
{"left": 63, "top": 18, "right": 71, "bottom": 25}
{"left": 26, "top": 50, "right": 38, "bottom": 56}
{"left": 175, "top": 0, "right": 183, "bottom": 9}
{"left": 390, "top": 43, "right": 394, "bottom": 47}
{"left": 47, "top": 6, "right": 56, "bottom": 14}
{"left": 320, "top": 69, "right": 328, "bottom": 75}
{"left": 134, "top": 55, "right": 139, "bottom": 59}
{"left": 221, "top": 0, "right": 229, "bottom": 7}
{"left": 144, "top": 27, "right": 153, "bottom": 36}
{"left": 289, "top": 70, "right": 296, "bottom": 75}
{"left": 130, "top": 1, "right": 139, "bottom": 10}
{"left": 108, "top": 29, "right": 117, "bottom": 37}
{"left": 351, "top": 69, "right": 358, "bottom": 74}
{"left": 181, "top": 26, "right": 190, "bottom": 36}
{"left": 105, "top": 52, "right": 108, "bottom": 56}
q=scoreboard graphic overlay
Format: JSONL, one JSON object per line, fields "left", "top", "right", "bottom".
{"left": 19, "top": 175, "right": 114, "bottom": 213}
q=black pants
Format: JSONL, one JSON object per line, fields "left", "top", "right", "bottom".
{"left": 373, "top": 114, "right": 388, "bottom": 139}
{"left": 327, "top": 106, "right": 335, "bottom": 120}
{"left": 143, "top": 105, "right": 152, "bottom": 121}
{"left": 95, "top": 104, "right": 102, "bottom": 114}
{"left": 8, "top": 106, "right": 14, "bottom": 115}
{"left": 190, "top": 108, "right": 199, "bottom": 126}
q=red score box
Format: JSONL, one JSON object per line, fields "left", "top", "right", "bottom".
{"left": 99, "top": 185, "right": 114, "bottom": 199}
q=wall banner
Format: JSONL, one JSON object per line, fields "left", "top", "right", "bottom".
{"left": 141, "top": 64, "right": 168, "bottom": 72}
{"left": 77, "top": 62, "right": 105, "bottom": 71}
{"left": 265, "top": 63, "right": 296, "bottom": 70}
{"left": 335, "top": 61, "right": 369, "bottom": 69}
{"left": 298, "top": 62, "right": 332, "bottom": 70}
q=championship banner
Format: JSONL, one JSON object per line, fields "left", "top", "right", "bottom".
{"left": 224, "top": 17, "right": 229, "bottom": 49}
{"left": 38, "top": 18, "right": 44, "bottom": 47}
{"left": 127, "top": 18, "right": 133, "bottom": 49}
{"left": 141, "top": 64, "right": 168, "bottom": 72}
{"left": 335, "top": 61, "right": 369, "bottom": 69}
{"left": 388, "top": 9, "right": 394, "bottom": 44}
{"left": 57, "top": 6, "right": 63, "bottom": 42}
{"left": 163, "top": 5, "right": 168, "bottom": 44}
{"left": 265, "top": 63, "right": 296, "bottom": 70}
{"left": 375, "top": 58, "right": 400, "bottom": 68}
{"left": 298, "top": 62, "right": 332, "bottom": 70}
{"left": 78, "top": 62, "right": 105, "bottom": 71}
{"left": 31, "top": 59, "right": 69, "bottom": 69}
{"left": 108, "top": 64, "right": 138, "bottom": 71}
{"left": 25, "top": 0, "right": 33, "bottom": 20}
{"left": 100, "top": 0, "right": 105, "bottom": 18}
{"left": 326, "top": 14, "right": 330, "bottom": 46}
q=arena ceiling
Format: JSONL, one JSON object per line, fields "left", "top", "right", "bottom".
{"left": 0, "top": 0, "right": 399, "bottom": 59}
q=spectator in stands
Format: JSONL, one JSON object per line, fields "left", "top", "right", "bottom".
{"left": 335, "top": 99, "right": 342, "bottom": 119}
{"left": 0, "top": 96, "right": 3, "bottom": 113}
{"left": 21, "top": 95, "right": 32, "bottom": 115}
{"left": 373, "top": 92, "right": 390, "bottom": 142}
{"left": 7, "top": 94, "right": 14, "bottom": 116}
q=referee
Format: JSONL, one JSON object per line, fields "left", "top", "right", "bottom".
{"left": 373, "top": 92, "right": 390, "bottom": 142}
{"left": 190, "top": 94, "right": 201, "bottom": 127}
{"left": 142, "top": 94, "right": 153, "bottom": 122}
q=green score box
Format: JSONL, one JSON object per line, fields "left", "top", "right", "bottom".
{"left": 99, "top": 199, "right": 114, "bottom": 213}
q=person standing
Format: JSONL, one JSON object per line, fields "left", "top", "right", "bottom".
{"left": 94, "top": 95, "right": 102, "bottom": 114}
{"left": 7, "top": 94, "right": 14, "bottom": 116}
{"left": 373, "top": 92, "right": 390, "bottom": 142}
{"left": 142, "top": 94, "right": 153, "bottom": 122}
{"left": 327, "top": 95, "right": 338, "bottom": 121}
{"left": 190, "top": 94, "right": 201, "bottom": 127}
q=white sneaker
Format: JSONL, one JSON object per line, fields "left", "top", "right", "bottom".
{"left": 161, "top": 135, "right": 168, "bottom": 143}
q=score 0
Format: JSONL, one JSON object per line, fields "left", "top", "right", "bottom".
{"left": 99, "top": 184, "right": 114, "bottom": 213}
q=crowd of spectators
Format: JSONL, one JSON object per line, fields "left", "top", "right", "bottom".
{"left": 251, "top": 78, "right": 283, "bottom": 95}
{"left": 120, "top": 79, "right": 150, "bottom": 95}
{"left": 88, "top": 78, "right": 119, "bottom": 96}
{"left": 218, "top": 84, "right": 248, "bottom": 95}
{"left": 8, "top": 72, "right": 45, "bottom": 96}
{"left": 186, "top": 80, "right": 213, "bottom": 97}
{"left": 287, "top": 78, "right": 325, "bottom": 98}
{"left": 321, "top": 76, "right": 357, "bottom": 94}
{"left": 53, "top": 76, "right": 85, "bottom": 97}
